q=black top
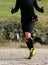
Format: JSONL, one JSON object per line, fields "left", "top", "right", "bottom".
{"left": 14, "top": 0, "right": 42, "bottom": 23}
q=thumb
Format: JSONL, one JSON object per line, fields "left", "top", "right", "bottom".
{"left": 12, "top": 8, "right": 13, "bottom": 10}
{"left": 42, "top": 6, "right": 43, "bottom": 8}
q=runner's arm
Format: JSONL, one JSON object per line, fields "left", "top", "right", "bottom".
{"left": 34, "top": 0, "right": 44, "bottom": 13}
{"left": 11, "top": 0, "right": 20, "bottom": 14}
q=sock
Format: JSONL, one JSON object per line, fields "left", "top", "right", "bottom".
{"left": 26, "top": 37, "right": 34, "bottom": 50}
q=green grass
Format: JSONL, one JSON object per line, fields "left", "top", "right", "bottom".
{"left": 0, "top": 0, "right": 48, "bottom": 21}
{"left": 0, "top": 0, "right": 21, "bottom": 21}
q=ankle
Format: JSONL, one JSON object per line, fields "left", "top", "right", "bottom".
{"left": 30, "top": 48, "right": 34, "bottom": 52}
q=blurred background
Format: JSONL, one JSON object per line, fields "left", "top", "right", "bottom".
{"left": 0, "top": 0, "right": 48, "bottom": 48}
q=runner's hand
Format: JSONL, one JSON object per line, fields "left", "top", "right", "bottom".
{"left": 41, "top": 6, "right": 44, "bottom": 13}
{"left": 11, "top": 8, "right": 15, "bottom": 14}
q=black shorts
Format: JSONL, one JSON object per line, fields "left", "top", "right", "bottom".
{"left": 22, "top": 22, "right": 35, "bottom": 34}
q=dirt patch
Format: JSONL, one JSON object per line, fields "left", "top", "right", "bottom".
{"left": 0, "top": 48, "right": 48, "bottom": 65}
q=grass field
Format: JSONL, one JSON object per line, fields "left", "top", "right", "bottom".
{"left": 0, "top": 0, "right": 48, "bottom": 21}
{"left": 0, "top": 0, "right": 20, "bottom": 21}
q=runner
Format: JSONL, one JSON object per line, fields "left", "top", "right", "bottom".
{"left": 11, "top": 0, "right": 44, "bottom": 59}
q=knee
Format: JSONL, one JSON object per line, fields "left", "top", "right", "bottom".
{"left": 25, "top": 32, "right": 31, "bottom": 39}
{"left": 25, "top": 32, "right": 31, "bottom": 42}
